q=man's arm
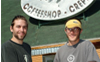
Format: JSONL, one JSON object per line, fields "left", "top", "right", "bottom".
{"left": 87, "top": 42, "right": 100, "bottom": 62}
{"left": 1, "top": 45, "right": 18, "bottom": 62}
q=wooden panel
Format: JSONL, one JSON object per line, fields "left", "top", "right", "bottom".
{"left": 32, "top": 55, "right": 43, "bottom": 62}
{"left": 91, "top": 40, "right": 100, "bottom": 49}
{"left": 90, "top": 39, "right": 100, "bottom": 43}
{"left": 31, "top": 43, "right": 65, "bottom": 49}
{"left": 96, "top": 49, "right": 100, "bottom": 58}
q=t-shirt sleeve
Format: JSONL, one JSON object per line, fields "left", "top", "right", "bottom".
{"left": 1, "top": 45, "right": 18, "bottom": 62}
{"left": 53, "top": 50, "right": 60, "bottom": 62}
{"left": 87, "top": 42, "right": 100, "bottom": 62}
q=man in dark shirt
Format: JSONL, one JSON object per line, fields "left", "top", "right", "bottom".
{"left": 1, "top": 15, "right": 32, "bottom": 62}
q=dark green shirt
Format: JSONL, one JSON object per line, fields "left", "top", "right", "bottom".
{"left": 1, "top": 40, "right": 32, "bottom": 62}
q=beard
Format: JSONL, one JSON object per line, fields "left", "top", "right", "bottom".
{"left": 14, "top": 32, "right": 26, "bottom": 40}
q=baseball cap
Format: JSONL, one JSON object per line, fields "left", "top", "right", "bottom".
{"left": 65, "top": 19, "right": 82, "bottom": 29}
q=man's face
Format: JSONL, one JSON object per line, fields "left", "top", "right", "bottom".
{"left": 10, "top": 19, "right": 28, "bottom": 40}
{"left": 65, "top": 27, "right": 82, "bottom": 42}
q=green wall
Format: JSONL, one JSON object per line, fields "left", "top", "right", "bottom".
{"left": 1, "top": 0, "right": 100, "bottom": 46}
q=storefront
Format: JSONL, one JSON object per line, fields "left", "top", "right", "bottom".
{"left": 1, "top": 0, "right": 100, "bottom": 62}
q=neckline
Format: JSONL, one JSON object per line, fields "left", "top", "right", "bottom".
{"left": 10, "top": 39, "right": 24, "bottom": 46}
{"left": 66, "top": 39, "right": 82, "bottom": 48}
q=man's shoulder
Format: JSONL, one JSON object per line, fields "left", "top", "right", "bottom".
{"left": 2, "top": 40, "right": 13, "bottom": 49}
{"left": 79, "top": 39, "right": 94, "bottom": 48}
{"left": 80, "top": 39, "right": 93, "bottom": 45}
{"left": 2, "top": 40, "right": 11, "bottom": 46}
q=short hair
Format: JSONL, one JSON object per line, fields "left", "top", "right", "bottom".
{"left": 11, "top": 15, "right": 28, "bottom": 27}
